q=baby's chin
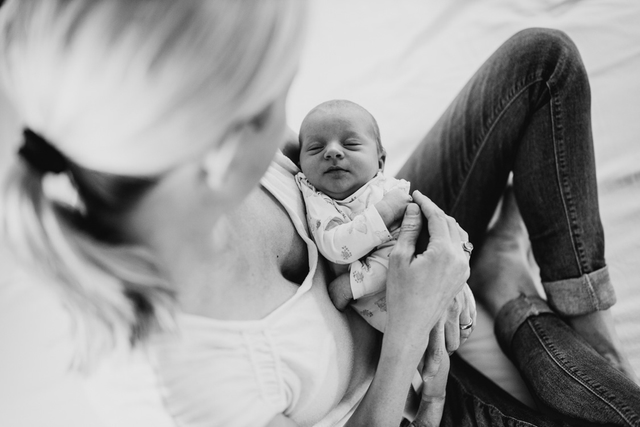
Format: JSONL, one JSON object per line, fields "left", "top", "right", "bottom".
{"left": 319, "top": 186, "right": 358, "bottom": 201}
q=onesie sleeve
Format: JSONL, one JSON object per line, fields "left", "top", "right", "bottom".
{"left": 350, "top": 242, "right": 393, "bottom": 300}
{"left": 296, "top": 173, "right": 392, "bottom": 264}
{"left": 349, "top": 177, "right": 410, "bottom": 299}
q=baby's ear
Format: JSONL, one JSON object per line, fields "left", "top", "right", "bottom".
{"left": 378, "top": 151, "right": 386, "bottom": 171}
{"left": 281, "top": 126, "right": 300, "bottom": 164}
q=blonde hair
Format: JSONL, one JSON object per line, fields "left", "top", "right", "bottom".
{"left": 0, "top": 0, "right": 306, "bottom": 370}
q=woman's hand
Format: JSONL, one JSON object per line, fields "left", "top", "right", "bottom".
{"left": 346, "top": 191, "right": 470, "bottom": 426}
{"left": 442, "top": 284, "right": 477, "bottom": 354}
{"left": 385, "top": 191, "right": 471, "bottom": 350}
{"left": 413, "top": 322, "right": 450, "bottom": 427}
{"left": 413, "top": 352, "right": 449, "bottom": 427}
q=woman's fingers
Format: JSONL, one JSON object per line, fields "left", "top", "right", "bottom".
{"left": 457, "top": 284, "right": 477, "bottom": 342}
{"left": 393, "top": 203, "right": 423, "bottom": 264}
{"left": 413, "top": 191, "right": 472, "bottom": 259}
{"left": 413, "top": 328, "right": 449, "bottom": 427}
{"left": 457, "top": 224, "right": 471, "bottom": 259}
{"left": 422, "top": 319, "right": 446, "bottom": 381}
{"left": 413, "top": 190, "right": 458, "bottom": 243}
{"left": 411, "top": 191, "right": 450, "bottom": 243}
{"left": 387, "top": 193, "right": 470, "bottom": 351}
{"left": 442, "top": 284, "right": 476, "bottom": 353}
{"left": 443, "top": 298, "right": 461, "bottom": 353}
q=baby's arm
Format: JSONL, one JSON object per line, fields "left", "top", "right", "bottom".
{"left": 328, "top": 244, "right": 392, "bottom": 312}
{"left": 374, "top": 188, "right": 412, "bottom": 233}
{"left": 350, "top": 244, "right": 392, "bottom": 300}
{"left": 307, "top": 193, "right": 410, "bottom": 264}
{"left": 302, "top": 197, "right": 392, "bottom": 264}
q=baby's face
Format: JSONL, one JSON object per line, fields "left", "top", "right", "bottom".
{"left": 299, "top": 105, "right": 383, "bottom": 200}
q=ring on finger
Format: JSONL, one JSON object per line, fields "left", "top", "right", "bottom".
{"left": 462, "top": 241, "right": 474, "bottom": 256}
{"left": 459, "top": 320, "right": 473, "bottom": 330}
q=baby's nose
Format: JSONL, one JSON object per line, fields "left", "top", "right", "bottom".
{"left": 324, "top": 142, "right": 344, "bottom": 159}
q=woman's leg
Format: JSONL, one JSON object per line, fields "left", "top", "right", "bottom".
{"left": 442, "top": 355, "right": 569, "bottom": 427}
{"left": 396, "top": 27, "right": 609, "bottom": 313}
{"left": 467, "top": 192, "right": 640, "bottom": 426}
{"left": 396, "top": 27, "right": 634, "bottom": 378}
{"left": 405, "top": 353, "right": 570, "bottom": 427}
{"left": 495, "top": 297, "right": 640, "bottom": 426}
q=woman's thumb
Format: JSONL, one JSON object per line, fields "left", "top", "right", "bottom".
{"left": 395, "top": 203, "right": 422, "bottom": 253}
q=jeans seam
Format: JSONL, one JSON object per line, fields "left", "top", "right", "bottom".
{"left": 547, "top": 44, "right": 600, "bottom": 279}
{"left": 451, "top": 72, "right": 544, "bottom": 217}
{"left": 451, "top": 71, "right": 542, "bottom": 215}
{"left": 528, "top": 317, "right": 640, "bottom": 426}
{"left": 546, "top": 75, "right": 589, "bottom": 280}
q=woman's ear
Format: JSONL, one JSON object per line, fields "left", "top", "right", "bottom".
{"left": 202, "top": 126, "right": 243, "bottom": 191}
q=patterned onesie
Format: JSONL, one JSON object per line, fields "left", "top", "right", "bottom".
{"left": 295, "top": 171, "right": 410, "bottom": 332}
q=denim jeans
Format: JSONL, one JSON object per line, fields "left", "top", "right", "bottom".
{"left": 397, "top": 28, "right": 640, "bottom": 425}
{"left": 397, "top": 28, "right": 615, "bottom": 317}
{"left": 426, "top": 295, "right": 640, "bottom": 426}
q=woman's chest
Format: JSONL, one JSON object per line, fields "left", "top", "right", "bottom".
{"left": 184, "top": 187, "right": 309, "bottom": 320}
{"left": 231, "top": 187, "right": 309, "bottom": 283}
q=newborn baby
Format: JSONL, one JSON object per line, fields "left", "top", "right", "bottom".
{"left": 295, "top": 99, "right": 411, "bottom": 331}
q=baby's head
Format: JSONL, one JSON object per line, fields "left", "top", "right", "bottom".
{"left": 298, "top": 100, "right": 386, "bottom": 200}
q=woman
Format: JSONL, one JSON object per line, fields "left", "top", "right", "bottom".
{"left": 0, "top": 1, "right": 638, "bottom": 426}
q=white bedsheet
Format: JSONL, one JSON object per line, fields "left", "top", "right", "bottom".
{"left": 1, "top": 0, "right": 639, "bottom": 425}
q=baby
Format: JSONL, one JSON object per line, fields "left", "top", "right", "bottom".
{"left": 295, "top": 99, "right": 412, "bottom": 331}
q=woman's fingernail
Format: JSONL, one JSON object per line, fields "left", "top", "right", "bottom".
{"left": 405, "top": 203, "right": 420, "bottom": 216}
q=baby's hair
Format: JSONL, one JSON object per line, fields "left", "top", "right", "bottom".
{"left": 0, "top": 0, "right": 305, "bottom": 370}
{"left": 299, "top": 99, "right": 386, "bottom": 157}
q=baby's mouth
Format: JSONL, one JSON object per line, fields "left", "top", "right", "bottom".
{"left": 325, "top": 166, "right": 347, "bottom": 173}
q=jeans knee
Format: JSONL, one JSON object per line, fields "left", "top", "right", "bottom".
{"left": 514, "top": 27, "right": 574, "bottom": 50}
{"left": 509, "top": 28, "right": 588, "bottom": 88}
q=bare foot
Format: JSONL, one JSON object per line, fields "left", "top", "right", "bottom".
{"left": 468, "top": 189, "right": 539, "bottom": 317}
{"left": 471, "top": 190, "right": 639, "bottom": 383}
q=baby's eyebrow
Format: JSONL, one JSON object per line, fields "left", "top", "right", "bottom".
{"left": 301, "top": 134, "right": 326, "bottom": 146}
{"left": 341, "top": 131, "right": 359, "bottom": 139}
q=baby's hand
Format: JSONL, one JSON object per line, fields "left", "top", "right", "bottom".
{"left": 328, "top": 273, "right": 353, "bottom": 311}
{"left": 375, "top": 188, "right": 412, "bottom": 231}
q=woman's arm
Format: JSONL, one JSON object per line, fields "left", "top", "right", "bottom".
{"left": 345, "top": 192, "right": 470, "bottom": 426}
